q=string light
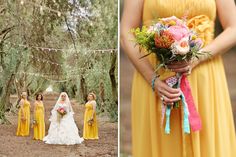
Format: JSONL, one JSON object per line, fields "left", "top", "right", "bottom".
{"left": 29, "top": 55, "right": 63, "bottom": 66}
{"left": 20, "top": 1, "right": 65, "bottom": 17}
{"left": 17, "top": 69, "right": 107, "bottom": 82}
{"left": 6, "top": 41, "right": 117, "bottom": 54}
{"left": 57, "top": 12, "right": 61, "bottom": 17}
{"left": 40, "top": 6, "right": 44, "bottom": 15}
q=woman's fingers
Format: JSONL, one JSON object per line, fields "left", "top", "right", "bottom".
{"left": 160, "top": 95, "right": 181, "bottom": 104}
{"left": 159, "top": 88, "right": 181, "bottom": 99}
{"left": 170, "top": 65, "right": 191, "bottom": 73}
{"left": 156, "top": 80, "right": 181, "bottom": 104}
{"left": 158, "top": 80, "right": 181, "bottom": 94}
{"left": 167, "top": 61, "right": 189, "bottom": 67}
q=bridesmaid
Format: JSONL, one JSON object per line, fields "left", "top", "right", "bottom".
{"left": 16, "top": 92, "right": 30, "bottom": 136}
{"left": 33, "top": 94, "right": 45, "bottom": 140}
{"left": 121, "top": 0, "right": 236, "bottom": 156}
{"left": 83, "top": 92, "right": 99, "bottom": 140}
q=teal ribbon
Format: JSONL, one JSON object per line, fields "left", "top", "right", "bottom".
{"left": 165, "top": 105, "right": 171, "bottom": 134}
{"left": 164, "top": 74, "right": 190, "bottom": 134}
{"left": 181, "top": 93, "right": 190, "bottom": 134}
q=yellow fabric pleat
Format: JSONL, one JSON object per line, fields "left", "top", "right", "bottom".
{"left": 33, "top": 101, "right": 45, "bottom": 140}
{"left": 131, "top": 0, "right": 236, "bottom": 156}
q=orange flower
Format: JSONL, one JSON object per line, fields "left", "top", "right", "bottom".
{"left": 154, "top": 30, "right": 175, "bottom": 48}
{"left": 180, "top": 41, "right": 188, "bottom": 47}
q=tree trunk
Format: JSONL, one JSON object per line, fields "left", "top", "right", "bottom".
{"left": 0, "top": 73, "right": 15, "bottom": 123}
{"left": 99, "top": 81, "right": 105, "bottom": 112}
{"left": 80, "top": 74, "right": 87, "bottom": 103}
{"left": 0, "top": 58, "right": 21, "bottom": 123}
{"left": 109, "top": 53, "right": 118, "bottom": 104}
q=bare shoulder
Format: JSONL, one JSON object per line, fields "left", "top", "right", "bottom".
{"left": 91, "top": 100, "right": 97, "bottom": 106}
{"left": 19, "top": 99, "right": 24, "bottom": 104}
{"left": 34, "top": 101, "right": 39, "bottom": 106}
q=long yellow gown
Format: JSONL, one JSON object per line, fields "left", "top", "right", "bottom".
{"left": 33, "top": 101, "right": 45, "bottom": 140}
{"left": 16, "top": 99, "right": 30, "bottom": 136}
{"left": 131, "top": 0, "right": 236, "bottom": 157}
{"left": 83, "top": 101, "right": 99, "bottom": 139}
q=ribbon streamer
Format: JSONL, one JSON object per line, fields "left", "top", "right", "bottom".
{"left": 164, "top": 76, "right": 178, "bottom": 134}
{"left": 163, "top": 74, "right": 201, "bottom": 134}
{"left": 180, "top": 75, "right": 202, "bottom": 131}
{"left": 165, "top": 106, "right": 171, "bottom": 134}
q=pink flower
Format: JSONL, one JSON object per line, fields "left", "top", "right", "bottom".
{"left": 162, "top": 16, "right": 183, "bottom": 26}
{"left": 168, "top": 25, "right": 189, "bottom": 41}
{"left": 171, "top": 37, "right": 190, "bottom": 55}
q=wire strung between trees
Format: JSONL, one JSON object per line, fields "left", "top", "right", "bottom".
{"left": 6, "top": 41, "right": 117, "bottom": 54}
{"left": 2, "top": 41, "right": 115, "bottom": 75}
{"left": 30, "top": 55, "right": 63, "bottom": 66}
{"left": 20, "top": 0, "right": 64, "bottom": 17}
{"left": 17, "top": 68, "right": 108, "bottom": 82}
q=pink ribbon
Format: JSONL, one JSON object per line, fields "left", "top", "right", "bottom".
{"left": 180, "top": 75, "right": 202, "bottom": 131}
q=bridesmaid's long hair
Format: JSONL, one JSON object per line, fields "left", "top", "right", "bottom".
{"left": 36, "top": 93, "right": 43, "bottom": 101}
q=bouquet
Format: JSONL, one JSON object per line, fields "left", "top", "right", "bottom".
{"left": 57, "top": 107, "right": 67, "bottom": 122}
{"left": 131, "top": 16, "right": 209, "bottom": 134}
{"left": 31, "top": 119, "right": 37, "bottom": 128}
{"left": 87, "top": 117, "right": 94, "bottom": 126}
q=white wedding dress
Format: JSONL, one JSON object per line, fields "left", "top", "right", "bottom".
{"left": 43, "top": 92, "right": 84, "bottom": 145}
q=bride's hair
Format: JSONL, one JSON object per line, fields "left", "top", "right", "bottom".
{"left": 88, "top": 92, "right": 96, "bottom": 100}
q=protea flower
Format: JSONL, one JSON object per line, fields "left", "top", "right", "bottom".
{"left": 154, "top": 30, "right": 175, "bottom": 48}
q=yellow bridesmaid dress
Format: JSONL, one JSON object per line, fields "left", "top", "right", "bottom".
{"left": 33, "top": 101, "right": 45, "bottom": 140}
{"left": 16, "top": 99, "right": 30, "bottom": 136}
{"left": 83, "top": 101, "right": 99, "bottom": 139}
{"left": 131, "top": 0, "right": 236, "bottom": 157}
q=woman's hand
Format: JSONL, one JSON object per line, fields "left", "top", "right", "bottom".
{"left": 167, "top": 58, "right": 200, "bottom": 75}
{"left": 155, "top": 78, "right": 181, "bottom": 105}
{"left": 21, "top": 116, "right": 26, "bottom": 121}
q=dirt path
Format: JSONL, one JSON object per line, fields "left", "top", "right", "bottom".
{"left": 0, "top": 93, "right": 118, "bottom": 157}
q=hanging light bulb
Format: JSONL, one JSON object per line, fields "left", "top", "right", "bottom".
{"left": 40, "top": 6, "right": 44, "bottom": 15}
{"left": 20, "top": 0, "right": 24, "bottom": 5}
{"left": 57, "top": 11, "right": 61, "bottom": 17}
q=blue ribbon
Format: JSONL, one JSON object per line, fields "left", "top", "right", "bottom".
{"left": 181, "top": 93, "right": 190, "bottom": 134}
{"left": 165, "top": 105, "right": 171, "bottom": 134}
{"left": 164, "top": 74, "right": 190, "bottom": 134}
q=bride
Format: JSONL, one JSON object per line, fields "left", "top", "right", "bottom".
{"left": 43, "top": 92, "right": 83, "bottom": 145}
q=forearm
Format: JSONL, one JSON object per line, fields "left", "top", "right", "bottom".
{"left": 21, "top": 109, "right": 24, "bottom": 117}
{"left": 91, "top": 111, "right": 95, "bottom": 118}
{"left": 33, "top": 109, "right": 36, "bottom": 119}
{"left": 200, "top": 26, "right": 236, "bottom": 63}
{"left": 121, "top": 27, "right": 156, "bottom": 84}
